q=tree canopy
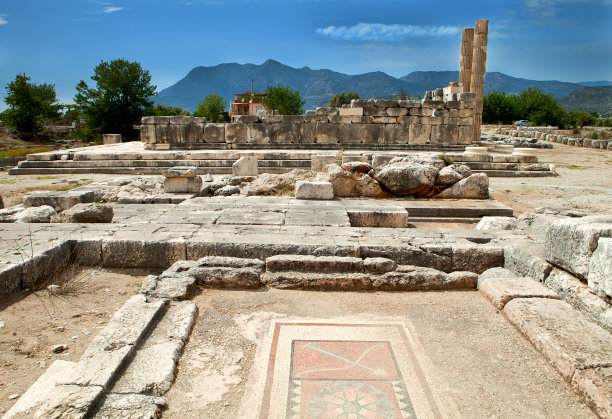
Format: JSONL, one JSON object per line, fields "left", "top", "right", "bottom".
{"left": 146, "top": 104, "right": 190, "bottom": 116}
{"left": 75, "top": 59, "right": 156, "bottom": 140}
{"left": 328, "top": 91, "right": 360, "bottom": 107}
{"left": 193, "top": 94, "right": 227, "bottom": 122}
{"left": 262, "top": 84, "right": 305, "bottom": 115}
{"left": 1, "top": 74, "right": 61, "bottom": 137}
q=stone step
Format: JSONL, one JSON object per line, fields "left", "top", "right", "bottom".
{"left": 16, "top": 158, "right": 311, "bottom": 169}
{"left": 474, "top": 169, "right": 558, "bottom": 177}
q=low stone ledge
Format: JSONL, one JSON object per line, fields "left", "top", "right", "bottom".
{"left": 265, "top": 254, "right": 364, "bottom": 273}
{"left": 504, "top": 244, "right": 553, "bottom": 283}
{"left": 93, "top": 393, "right": 166, "bottom": 419}
{"left": 503, "top": 298, "right": 612, "bottom": 381}
{"left": 262, "top": 271, "right": 371, "bottom": 290}
{"left": 450, "top": 244, "right": 504, "bottom": 274}
{"left": 295, "top": 181, "right": 334, "bottom": 200}
{"left": 23, "top": 190, "right": 95, "bottom": 212}
{"left": 347, "top": 207, "right": 410, "bottom": 228}
{"left": 571, "top": 366, "right": 612, "bottom": 418}
{"left": 478, "top": 267, "right": 559, "bottom": 309}
{"left": 373, "top": 265, "right": 476, "bottom": 291}
{"left": 545, "top": 215, "right": 612, "bottom": 280}
{"left": 101, "top": 239, "right": 187, "bottom": 269}
{"left": 58, "top": 295, "right": 166, "bottom": 389}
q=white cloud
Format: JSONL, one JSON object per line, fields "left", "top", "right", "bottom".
{"left": 103, "top": 6, "right": 124, "bottom": 13}
{"left": 316, "top": 23, "right": 461, "bottom": 42}
{"left": 0, "top": 16, "right": 7, "bottom": 25}
{"left": 525, "top": 0, "right": 612, "bottom": 17}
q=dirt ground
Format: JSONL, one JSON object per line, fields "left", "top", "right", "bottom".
{"left": 0, "top": 267, "right": 149, "bottom": 415}
{"left": 163, "top": 288, "right": 595, "bottom": 418}
{"left": 488, "top": 142, "right": 612, "bottom": 215}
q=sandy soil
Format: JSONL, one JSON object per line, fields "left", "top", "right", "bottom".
{"left": 489, "top": 142, "right": 612, "bottom": 215}
{"left": 0, "top": 173, "right": 126, "bottom": 208}
{"left": 0, "top": 267, "right": 149, "bottom": 415}
{"left": 163, "top": 288, "right": 594, "bottom": 418}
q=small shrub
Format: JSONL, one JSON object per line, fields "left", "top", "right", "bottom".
{"left": 590, "top": 132, "right": 599, "bottom": 140}
{"left": 336, "top": 148, "right": 345, "bottom": 166}
{"left": 438, "top": 154, "right": 454, "bottom": 166}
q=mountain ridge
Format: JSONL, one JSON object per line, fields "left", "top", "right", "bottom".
{"left": 154, "top": 60, "right": 611, "bottom": 113}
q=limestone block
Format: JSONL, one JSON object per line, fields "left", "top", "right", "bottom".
{"left": 295, "top": 181, "right": 334, "bottom": 200}
{"left": 571, "top": 366, "right": 612, "bottom": 418}
{"left": 270, "top": 122, "right": 300, "bottom": 144}
{"left": 14, "top": 205, "right": 57, "bottom": 223}
{"left": 52, "top": 203, "right": 113, "bottom": 223}
{"left": 24, "top": 190, "right": 95, "bottom": 212}
{"left": 311, "top": 155, "right": 337, "bottom": 172}
{"left": 384, "top": 124, "right": 410, "bottom": 144}
{"left": 588, "top": 237, "right": 612, "bottom": 300}
{"left": 316, "top": 107, "right": 338, "bottom": 115}
{"left": 363, "top": 257, "right": 397, "bottom": 274}
{"left": 185, "top": 123, "right": 204, "bottom": 143}
{"left": 164, "top": 166, "right": 197, "bottom": 178}
{"left": 398, "top": 101, "right": 421, "bottom": 108}
{"left": 94, "top": 394, "right": 166, "bottom": 419}
{"left": 193, "top": 117, "right": 207, "bottom": 124}
{"left": 312, "top": 123, "right": 337, "bottom": 144}
{"left": 363, "top": 106, "right": 386, "bottom": 117}
{"left": 373, "top": 116, "right": 397, "bottom": 124}
{"left": 103, "top": 134, "right": 122, "bottom": 144}
{"left": 265, "top": 254, "right": 363, "bottom": 273}
{"left": 232, "top": 156, "right": 258, "bottom": 176}
{"left": 30, "top": 385, "right": 104, "bottom": 418}
{"left": 140, "top": 125, "right": 156, "bottom": 143}
{"left": 476, "top": 216, "right": 517, "bottom": 231}
{"left": 0, "top": 264, "right": 22, "bottom": 295}
{"left": 421, "top": 116, "right": 443, "bottom": 125}
{"left": 358, "top": 124, "right": 384, "bottom": 144}
{"left": 386, "top": 108, "right": 408, "bottom": 117}
{"left": 503, "top": 298, "right": 612, "bottom": 381}
{"left": 303, "top": 114, "right": 328, "bottom": 123}
{"left": 372, "top": 154, "right": 394, "bottom": 168}
{"left": 503, "top": 245, "right": 553, "bottom": 283}
{"left": 155, "top": 124, "right": 169, "bottom": 143}
{"left": 247, "top": 123, "right": 272, "bottom": 144}
{"left": 262, "top": 271, "right": 370, "bottom": 290}
{"left": 430, "top": 124, "right": 458, "bottom": 145}
{"left": 545, "top": 215, "right": 612, "bottom": 279}
{"left": 409, "top": 124, "right": 431, "bottom": 144}
{"left": 373, "top": 265, "right": 470, "bottom": 291}
{"left": 141, "top": 116, "right": 155, "bottom": 125}
{"left": 154, "top": 116, "right": 170, "bottom": 125}
{"left": 203, "top": 123, "right": 225, "bottom": 143}
{"left": 478, "top": 268, "right": 559, "bottom": 309}
{"left": 236, "top": 115, "right": 259, "bottom": 124}
{"left": 281, "top": 115, "right": 305, "bottom": 124}
{"left": 434, "top": 173, "right": 489, "bottom": 200}
{"left": 397, "top": 116, "right": 420, "bottom": 125}
{"left": 167, "top": 124, "right": 187, "bottom": 144}
{"left": 298, "top": 123, "right": 315, "bottom": 144}
{"left": 338, "top": 123, "right": 361, "bottom": 144}
{"left": 338, "top": 107, "right": 363, "bottom": 116}
{"left": 163, "top": 177, "right": 202, "bottom": 194}
{"left": 169, "top": 116, "right": 193, "bottom": 125}
{"left": 347, "top": 207, "right": 410, "bottom": 228}
{"left": 102, "top": 239, "right": 187, "bottom": 269}
{"left": 450, "top": 244, "right": 504, "bottom": 274}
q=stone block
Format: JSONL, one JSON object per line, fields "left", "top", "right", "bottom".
{"left": 52, "top": 203, "right": 113, "bottom": 223}
{"left": 457, "top": 125, "right": 474, "bottom": 144}
{"left": 269, "top": 122, "right": 300, "bottom": 144}
{"left": 14, "top": 205, "right": 57, "bottom": 223}
{"left": 0, "top": 264, "right": 22, "bottom": 295}
{"left": 169, "top": 116, "right": 193, "bottom": 125}
{"left": 24, "top": 190, "right": 95, "bottom": 212}
{"left": 503, "top": 298, "right": 612, "bottom": 381}
{"left": 503, "top": 245, "right": 553, "bottom": 283}
{"left": 185, "top": 123, "right": 204, "bottom": 143}
{"left": 386, "top": 107, "right": 408, "bottom": 117}
{"left": 140, "top": 125, "right": 156, "bottom": 142}
{"left": 545, "top": 215, "right": 612, "bottom": 279}
{"left": 280, "top": 115, "right": 305, "bottom": 124}
{"left": 384, "top": 124, "right": 410, "bottom": 144}
{"left": 163, "top": 177, "right": 202, "bottom": 194}
{"left": 261, "top": 115, "right": 283, "bottom": 123}
{"left": 360, "top": 124, "right": 385, "bottom": 144}
{"left": 141, "top": 116, "right": 155, "bottom": 125}
{"left": 265, "top": 254, "right": 363, "bottom": 273}
{"left": 476, "top": 216, "right": 517, "bottom": 231}
{"left": 363, "top": 106, "right": 387, "bottom": 117}
{"left": 102, "top": 239, "right": 186, "bottom": 269}
{"left": 430, "top": 124, "right": 458, "bottom": 145}
{"left": 29, "top": 385, "right": 103, "bottom": 418}
{"left": 450, "top": 244, "right": 504, "bottom": 274}
{"left": 203, "top": 123, "right": 225, "bottom": 143}
{"left": 373, "top": 265, "right": 469, "bottom": 291}
{"left": 193, "top": 117, "right": 207, "bottom": 124}
{"left": 103, "top": 134, "right": 122, "bottom": 144}
{"left": 94, "top": 394, "right": 166, "bottom": 419}
{"left": 163, "top": 166, "right": 197, "bottom": 178}
{"left": 373, "top": 116, "right": 397, "bottom": 124}
{"left": 372, "top": 154, "right": 394, "bottom": 168}
{"left": 409, "top": 124, "right": 431, "bottom": 144}
{"left": 478, "top": 268, "right": 559, "bottom": 309}
{"left": 232, "top": 156, "right": 258, "bottom": 176}
{"left": 588, "top": 237, "right": 612, "bottom": 300}
{"left": 154, "top": 124, "right": 169, "bottom": 143}
{"left": 247, "top": 123, "right": 272, "bottom": 144}
{"left": 363, "top": 257, "right": 397, "bottom": 274}
{"left": 571, "top": 367, "right": 612, "bottom": 418}
{"left": 347, "top": 207, "right": 410, "bottom": 228}
{"left": 295, "top": 181, "right": 334, "bottom": 200}
{"left": 311, "top": 155, "right": 337, "bottom": 172}
{"left": 315, "top": 123, "right": 340, "bottom": 144}
{"left": 338, "top": 107, "right": 363, "bottom": 116}
{"left": 236, "top": 115, "right": 259, "bottom": 124}
{"left": 262, "top": 271, "right": 371, "bottom": 290}
{"left": 397, "top": 116, "right": 420, "bottom": 125}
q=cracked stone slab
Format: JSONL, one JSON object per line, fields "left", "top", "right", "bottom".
{"left": 478, "top": 267, "right": 560, "bottom": 309}
{"left": 261, "top": 271, "right": 371, "bottom": 290}
{"left": 503, "top": 298, "right": 612, "bottom": 381}
{"left": 504, "top": 244, "right": 553, "bottom": 283}
{"left": 4, "top": 360, "right": 76, "bottom": 418}
{"left": 58, "top": 295, "right": 165, "bottom": 389}
{"left": 32, "top": 385, "right": 103, "bottom": 419}
{"left": 571, "top": 366, "right": 612, "bottom": 418}
{"left": 265, "top": 254, "right": 364, "bottom": 273}
{"left": 111, "top": 301, "right": 197, "bottom": 396}
{"left": 373, "top": 265, "right": 474, "bottom": 290}
{"left": 141, "top": 273, "right": 197, "bottom": 300}
{"left": 93, "top": 393, "right": 166, "bottom": 419}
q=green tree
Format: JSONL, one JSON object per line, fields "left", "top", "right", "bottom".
{"left": 329, "top": 91, "right": 360, "bottom": 107}
{"left": 75, "top": 59, "right": 156, "bottom": 140}
{"left": 515, "top": 87, "right": 567, "bottom": 128}
{"left": 567, "top": 110, "right": 597, "bottom": 127}
{"left": 483, "top": 91, "right": 519, "bottom": 124}
{"left": 1, "top": 74, "right": 61, "bottom": 137}
{"left": 193, "top": 94, "right": 227, "bottom": 122}
{"left": 146, "top": 104, "right": 190, "bottom": 116}
{"left": 262, "top": 84, "right": 305, "bottom": 115}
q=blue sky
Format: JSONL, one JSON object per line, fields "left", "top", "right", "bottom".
{"left": 0, "top": 0, "right": 610, "bottom": 107}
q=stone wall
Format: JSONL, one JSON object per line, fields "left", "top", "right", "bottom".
{"left": 141, "top": 92, "right": 476, "bottom": 149}
{"left": 497, "top": 128, "right": 612, "bottom": 150}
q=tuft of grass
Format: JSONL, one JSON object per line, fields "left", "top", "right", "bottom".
{"left": 336, "top": 148, "right": 345, "bottom": 166}
{"left": 0, "top": 146, "right": 54, "bottom": 158}
{"left": 567, "top": 165, "right": 588, "bottom": 170}
{"left": 37, "top": 175, "right": 58, "bottom": 180}
{"left": 438, "top": 154, "right": 454, "bottom": 166}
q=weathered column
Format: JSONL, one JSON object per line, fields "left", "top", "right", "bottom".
{"left": 459, "top": 28, "right": 474, "bottom": 92}
{"left": 470, "top": 20, "right": 488, "bottom": 141}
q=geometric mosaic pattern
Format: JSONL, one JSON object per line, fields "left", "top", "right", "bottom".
{"left": 259, "top": 322, "right": 451, "bottom": 418}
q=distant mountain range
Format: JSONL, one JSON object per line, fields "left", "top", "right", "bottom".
{"left": 559, "top": 86, "right": 612, "bottom": 116}
{"left": 154, "top": 59, "right": 612, "bottom": 114}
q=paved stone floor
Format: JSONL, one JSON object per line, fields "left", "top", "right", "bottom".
{"left": 163, "top": 289, "right": 595, "bottom": 418}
